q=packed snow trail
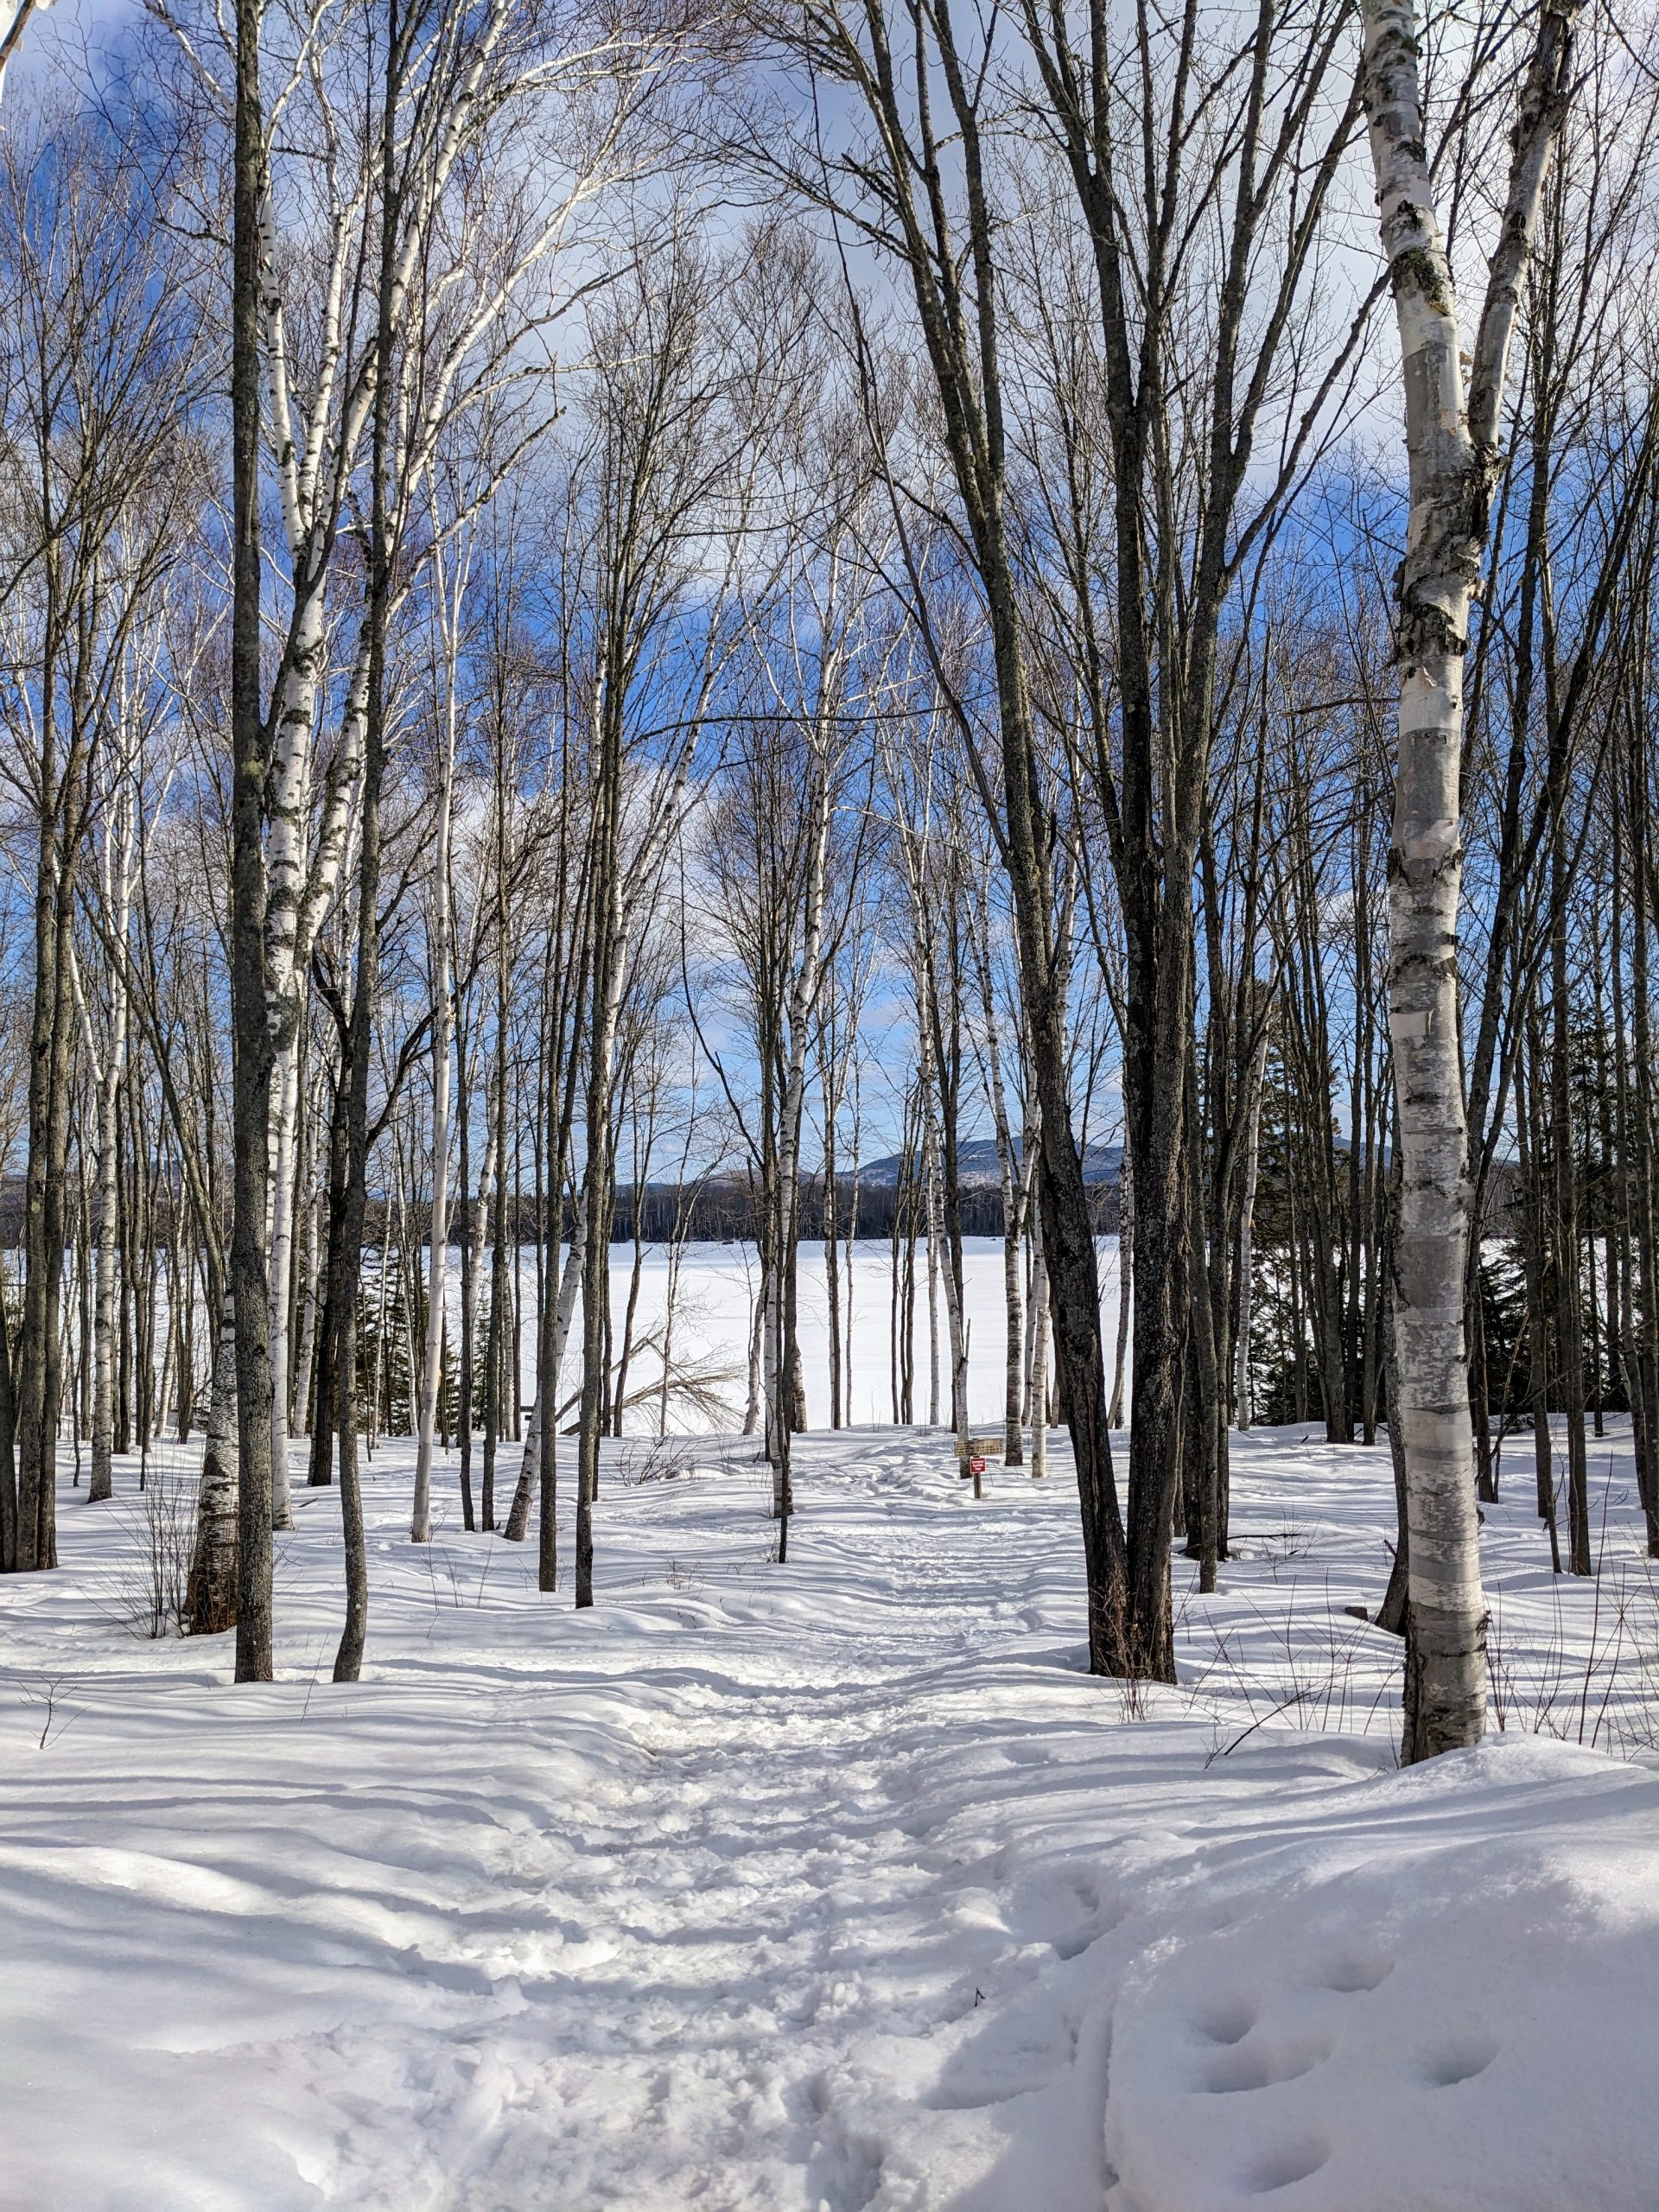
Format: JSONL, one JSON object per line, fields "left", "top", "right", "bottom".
{"left": 3, "top": 1426, "right": 1659, "bottom": 2210}
{"left": 1, "top": 1433, "right": 1121, "bottom": 2210}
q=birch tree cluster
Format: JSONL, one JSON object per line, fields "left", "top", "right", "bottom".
{"left": 0, "top": 0, "right": 1656, "bottom": 1755}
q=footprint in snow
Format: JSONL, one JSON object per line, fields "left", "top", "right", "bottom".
{"left": 1204, "top": 2035, "right": 1330, "bottom": 2095}
{"left": 1317, "top": 1953, "right": 1393, "bottom": 1995}
{"left": 1421, "top": 2035, "right": 1500, "bottom": 2088}
{"left": 1243, "top": 2135, "right": 1331, "bottom": 2194}
{"left": 1007, "top": 1860, "right": 1118, "bottom": 1960}
{"left": 1194, "top": 1998, "right": 1257, "bottom": 2047}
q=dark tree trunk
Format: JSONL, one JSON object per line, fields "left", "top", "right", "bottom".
{"left": 228, "top": 0, "right": 275, "bottom": 1681}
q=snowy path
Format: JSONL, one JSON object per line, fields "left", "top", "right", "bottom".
{"left": 4, "top": 1426, "right": 1659, "bottom": 2210}
{"left": 1, "top": 1433, "right": 1122, "bottom": 2211}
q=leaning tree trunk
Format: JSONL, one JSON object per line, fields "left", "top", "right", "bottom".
{"left": 1360, "top": 0, "right": 1581, "bottom": 1760}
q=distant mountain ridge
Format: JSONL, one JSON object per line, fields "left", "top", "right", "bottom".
{"left": 852, "top": 1137, "right": 1123, "bottom": 1189}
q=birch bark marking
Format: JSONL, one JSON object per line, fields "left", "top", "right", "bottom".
{"left": 1359, "top": 0, "right": 1581, "bottom": 1760}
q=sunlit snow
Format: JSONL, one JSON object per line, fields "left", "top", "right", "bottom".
{"left": 3, "top": 1328, "right": 1656, "bottom": 2209}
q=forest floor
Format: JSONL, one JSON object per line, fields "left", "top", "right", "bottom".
{"left": 2, "top": 1420, "right": 1657, "bottom": 2211}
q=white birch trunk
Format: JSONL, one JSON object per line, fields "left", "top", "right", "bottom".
{"left": 552, "top": 1201, "right": 587, "bottom": 1382}
{"left": 763, "top": 1188, "right": 783, "bottom": 1497}
{"left": 1234, "top": 1025, "right": 1270, "bottom": 1431}
{"left": 78, "top": 766, "right": 135, "bottom": 1504}
{"left": 925, "top": 1176, "right": 941, "bottom": 1429}
{"left": 265, "top": 1033, "right": 300, "bottom": 1529}
{"left": 293, "top": 1160, "right": 321, "bottom": 1438}
{"left": 412, "top": 544, "right": 462, "bottom": 1542}
{"left": 769, "top": 732, "right": 835, "bottom": 1497}
{"left": 88, "top": 943, "right": 126, "bottom": 1501}
{"left": 1360, "top": 0, "right": 1580, "bottom": 1759}
{"left": 743, "top": 1287, "right": 763, "bottom": 1440}
{"left": 921, "top": 1084, "right": 967, "bottom": 1448}
{"left": 971, "top": 898, "right": 1025, "bottom": 1463}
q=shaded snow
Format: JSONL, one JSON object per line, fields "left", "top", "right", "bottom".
{"left": 2, "top": 1419, "right": 1656, "bottom": 2210}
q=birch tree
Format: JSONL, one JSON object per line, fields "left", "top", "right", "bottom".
{"left": 0, "top": 110, "right": 205, "bottom": 1573}
{"left": 1359, "top": 0, "right": 1584, "bottom": 1759}
{"left": 0, "top": 0, "right": 53, "bottom": 99}
{"left": 410, "top": 461, "right": 475, "bottom": 1546}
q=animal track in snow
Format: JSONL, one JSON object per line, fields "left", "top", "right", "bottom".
{"left": 1317, "top": 1954, "right": 1393, "bottom": 1994}
{"left": 1203, "top": 2037, "right": 1330, "bottom": 2095}
{"left": 791, "top": 2069, "right": 832, "bottom": 2120}
{"left": 1194, "top": 1998, "right": 1258, "bottom": 2047}
{"left": 1007, "top": 1859, "right": 1118, "bottom": 1960}
{"left": 1421, "top": 2036, "right": 1500, "bottom": 2088}
{"left": 1243, "top": 2136, "right": 1331, "bottom": 2194}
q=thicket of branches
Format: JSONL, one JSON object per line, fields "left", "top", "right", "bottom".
{"left": 0, "top": 0, "right": 1655, "bottom": 1758}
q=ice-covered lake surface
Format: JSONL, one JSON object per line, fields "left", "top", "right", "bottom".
{"left": 3, "top": 1413, "right": 1657, "bottom": 2210}
{"left": 429, "top": 1236, "right": 1127, "bottom": 1433}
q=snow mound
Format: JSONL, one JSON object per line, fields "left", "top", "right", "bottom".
{"left": 1104, "top": 1738, "right": 1659, "bottom": 2212}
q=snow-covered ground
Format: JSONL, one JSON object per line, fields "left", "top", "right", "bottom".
{"left": 3, "top": 1418, "right": 1657, "bottom": 2210}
